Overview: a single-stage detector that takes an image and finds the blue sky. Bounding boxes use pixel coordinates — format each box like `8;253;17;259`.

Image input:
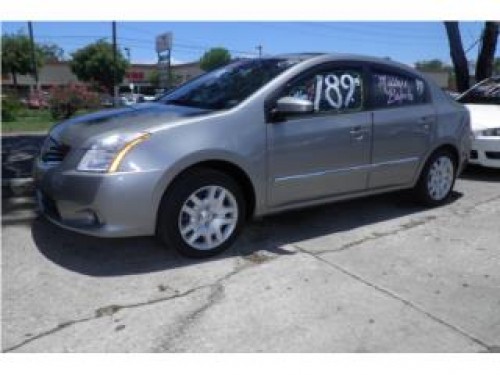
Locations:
2;21;495;66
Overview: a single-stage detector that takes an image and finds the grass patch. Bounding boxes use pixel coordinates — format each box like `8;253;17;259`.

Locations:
2;108;96;134
2;109;54;133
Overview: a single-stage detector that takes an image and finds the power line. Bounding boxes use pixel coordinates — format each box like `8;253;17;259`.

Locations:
36;34;110;39
35;33;257;56
255;22;446;46
28;21;39;87
302;22;445;40
118;23;208;45
465;37;482;54
117;36;257;55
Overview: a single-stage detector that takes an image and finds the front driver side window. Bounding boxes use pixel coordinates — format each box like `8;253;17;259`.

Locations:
282;67;364;114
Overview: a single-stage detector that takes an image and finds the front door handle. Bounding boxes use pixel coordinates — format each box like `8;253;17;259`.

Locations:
350;126;367;141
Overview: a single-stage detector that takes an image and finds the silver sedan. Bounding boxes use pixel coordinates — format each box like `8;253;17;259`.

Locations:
34;53;471;257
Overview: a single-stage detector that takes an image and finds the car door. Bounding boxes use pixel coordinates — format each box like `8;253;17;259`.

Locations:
368;66;435;188
266;63;372;207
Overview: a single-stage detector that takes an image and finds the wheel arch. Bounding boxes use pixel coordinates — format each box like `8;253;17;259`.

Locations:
156;158;257;224
430;143;460;167
414;142;461;186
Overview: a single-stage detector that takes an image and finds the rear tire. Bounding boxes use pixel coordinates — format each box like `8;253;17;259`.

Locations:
156;168;246;258
413;149;456;207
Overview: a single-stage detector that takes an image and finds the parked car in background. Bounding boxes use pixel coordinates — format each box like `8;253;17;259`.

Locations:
142;94;157;102
131;93;156;103
445;90;460;99
100;94;114;108
457;76;500;168
119;95;136;106
34;53;471;258
100;93;158;107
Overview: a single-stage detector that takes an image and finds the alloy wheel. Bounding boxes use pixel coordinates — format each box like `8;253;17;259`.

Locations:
178;185;239;251
427;156;454;201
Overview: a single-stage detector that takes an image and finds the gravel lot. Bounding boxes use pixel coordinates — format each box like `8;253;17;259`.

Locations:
2;166;500;352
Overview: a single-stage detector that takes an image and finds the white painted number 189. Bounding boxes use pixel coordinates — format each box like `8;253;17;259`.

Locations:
314;73;358;111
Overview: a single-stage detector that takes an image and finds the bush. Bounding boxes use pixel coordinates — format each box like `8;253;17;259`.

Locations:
49;84;100;120
2;96;21;122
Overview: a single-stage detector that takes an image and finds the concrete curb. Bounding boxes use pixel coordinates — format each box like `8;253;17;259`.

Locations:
2;177;35;197
2;131;48;137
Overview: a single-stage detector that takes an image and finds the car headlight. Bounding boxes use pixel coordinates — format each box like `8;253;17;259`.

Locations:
480;128;500;137
77;133;150;173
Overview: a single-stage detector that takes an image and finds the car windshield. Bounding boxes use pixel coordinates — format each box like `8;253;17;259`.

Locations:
457;77;500;105
158;58;299;110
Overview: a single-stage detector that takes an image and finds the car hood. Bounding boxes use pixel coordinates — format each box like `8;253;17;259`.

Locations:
465;104;500;132
49;102;212;147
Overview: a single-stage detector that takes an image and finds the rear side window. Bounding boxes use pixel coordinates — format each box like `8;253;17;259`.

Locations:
370;70;428;109
283;68;364;114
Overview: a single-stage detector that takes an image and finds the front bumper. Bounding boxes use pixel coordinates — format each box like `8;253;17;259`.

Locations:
469;136;500;169
34;158;164;237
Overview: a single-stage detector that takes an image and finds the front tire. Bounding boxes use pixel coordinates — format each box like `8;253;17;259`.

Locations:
413;150;456;207
156;168;246;258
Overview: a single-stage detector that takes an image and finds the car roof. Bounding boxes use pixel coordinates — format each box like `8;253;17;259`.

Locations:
272;52;327;60
263;52;420;75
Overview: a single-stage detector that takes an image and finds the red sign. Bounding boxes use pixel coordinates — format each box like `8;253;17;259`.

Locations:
126;71;145;81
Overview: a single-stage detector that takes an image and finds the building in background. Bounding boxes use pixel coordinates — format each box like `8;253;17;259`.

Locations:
1;61;203;95
418;71;450;89
3;60;452;96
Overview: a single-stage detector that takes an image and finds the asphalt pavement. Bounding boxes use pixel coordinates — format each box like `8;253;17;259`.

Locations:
1;165;500;352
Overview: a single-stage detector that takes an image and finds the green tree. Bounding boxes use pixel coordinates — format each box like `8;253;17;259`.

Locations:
1;32;44;88
39;43;64;62
494;58;500;75
148;70;160;87
148;69;183;89
415;59;447;71
70;39;129;94
199;47;231;72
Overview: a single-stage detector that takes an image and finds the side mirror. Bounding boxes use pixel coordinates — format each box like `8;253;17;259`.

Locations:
275;96;314;115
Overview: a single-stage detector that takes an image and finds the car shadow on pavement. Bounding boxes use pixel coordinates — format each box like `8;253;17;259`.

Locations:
459;165;500;182
30;190;462;277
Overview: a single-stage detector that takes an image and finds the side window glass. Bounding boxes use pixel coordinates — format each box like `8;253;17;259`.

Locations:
371;70;427;108
283;68;364;114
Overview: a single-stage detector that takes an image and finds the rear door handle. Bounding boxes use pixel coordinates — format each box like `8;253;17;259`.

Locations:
418;116;434;131
417;116;435;125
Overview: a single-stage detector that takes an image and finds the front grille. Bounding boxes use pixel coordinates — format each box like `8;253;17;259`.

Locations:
40;137;70;164
485;151;500;160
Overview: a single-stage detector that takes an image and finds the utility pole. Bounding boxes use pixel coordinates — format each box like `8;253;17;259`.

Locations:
27;21;39;90
167;48;171;89
124;47;134;94
112;21;119;106
124;47;131;63
256;44;263;58
156;32;173;90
